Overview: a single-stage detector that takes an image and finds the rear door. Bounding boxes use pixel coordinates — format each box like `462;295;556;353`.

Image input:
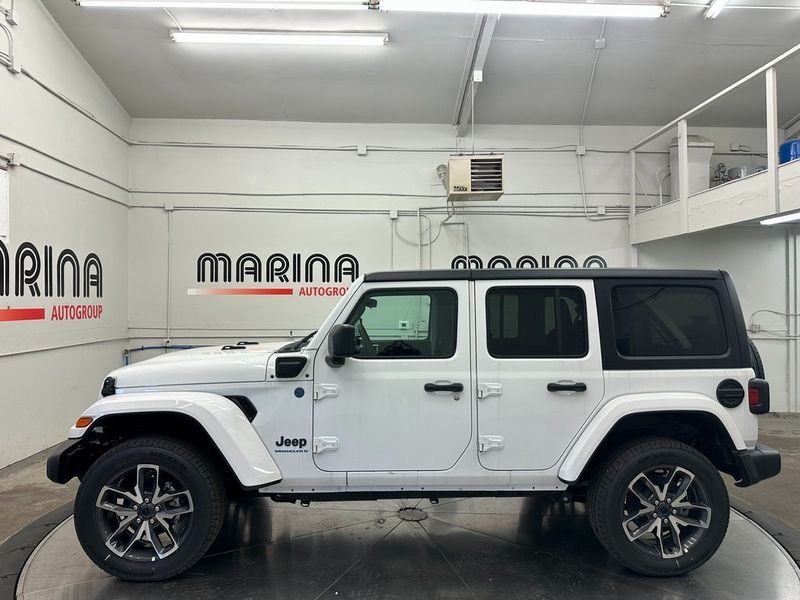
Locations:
474;279;605;470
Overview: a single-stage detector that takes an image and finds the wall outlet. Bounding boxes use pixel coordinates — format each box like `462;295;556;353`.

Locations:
398;320;409;330
596;206;606;216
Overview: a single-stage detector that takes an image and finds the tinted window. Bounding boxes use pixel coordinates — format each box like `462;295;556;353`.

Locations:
347;289;457;358
611;286;728;357
486;287;587;358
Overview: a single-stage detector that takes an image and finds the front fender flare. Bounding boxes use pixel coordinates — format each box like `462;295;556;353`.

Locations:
70;392;281;489
557;393;747;484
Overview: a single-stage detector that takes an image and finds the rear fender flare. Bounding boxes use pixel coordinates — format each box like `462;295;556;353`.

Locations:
558;393;747;484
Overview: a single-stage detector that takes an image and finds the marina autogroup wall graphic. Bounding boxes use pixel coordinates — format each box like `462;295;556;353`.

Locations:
130;210;628;335
0;240;103;323
190;251;361;298
451;253;608;269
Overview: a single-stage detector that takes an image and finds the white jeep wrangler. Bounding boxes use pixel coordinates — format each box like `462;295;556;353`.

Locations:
48;268;780;581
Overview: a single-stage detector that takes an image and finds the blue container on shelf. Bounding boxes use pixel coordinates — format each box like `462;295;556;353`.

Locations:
780;139;800;164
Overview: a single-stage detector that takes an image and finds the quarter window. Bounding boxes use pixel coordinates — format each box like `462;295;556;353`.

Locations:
346;289;457;358
611;286;728;357
486;287;588;358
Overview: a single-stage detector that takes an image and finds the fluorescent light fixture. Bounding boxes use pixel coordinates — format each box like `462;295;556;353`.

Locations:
761;212;800;226
704;0;729;19
170;29;388;45
379;0;666;18
77;0;369;10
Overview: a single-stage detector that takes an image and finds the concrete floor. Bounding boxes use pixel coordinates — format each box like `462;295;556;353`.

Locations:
0;448;77;544
1;413;798;545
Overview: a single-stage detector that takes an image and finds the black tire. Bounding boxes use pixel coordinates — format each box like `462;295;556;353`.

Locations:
74;437;226;581
749;338;765;379
587;438;729;577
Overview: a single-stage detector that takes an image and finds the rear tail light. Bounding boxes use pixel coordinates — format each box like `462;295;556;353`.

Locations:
748;379;770;415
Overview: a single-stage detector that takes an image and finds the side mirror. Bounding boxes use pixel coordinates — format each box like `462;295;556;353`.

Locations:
326;324;357;367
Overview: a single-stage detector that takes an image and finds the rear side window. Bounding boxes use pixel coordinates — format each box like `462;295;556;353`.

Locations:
611;286;728;357
486;287;587;358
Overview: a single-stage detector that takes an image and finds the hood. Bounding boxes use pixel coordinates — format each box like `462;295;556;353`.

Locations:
110;342;286;389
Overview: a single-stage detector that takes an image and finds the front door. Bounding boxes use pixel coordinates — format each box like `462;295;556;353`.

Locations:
312;281;472;472
475;280;605;470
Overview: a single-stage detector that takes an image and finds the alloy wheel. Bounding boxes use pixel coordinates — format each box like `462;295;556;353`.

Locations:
621;466;711;559
95;463;194;561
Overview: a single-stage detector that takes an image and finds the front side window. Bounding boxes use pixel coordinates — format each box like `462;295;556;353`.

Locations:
611;285;728;357
346;289;457;358
486;287;588;358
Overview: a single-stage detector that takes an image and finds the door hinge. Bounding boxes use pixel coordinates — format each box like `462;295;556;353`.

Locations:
479;435;504;452
313;436;339;454
313;384;339;401
477;383;503;400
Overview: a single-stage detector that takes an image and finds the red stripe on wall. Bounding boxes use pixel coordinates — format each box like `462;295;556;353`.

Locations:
0;308;46;322
187;288;294;296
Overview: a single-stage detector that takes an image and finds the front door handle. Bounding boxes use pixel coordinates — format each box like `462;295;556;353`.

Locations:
424;382;464;393
547;382;587;393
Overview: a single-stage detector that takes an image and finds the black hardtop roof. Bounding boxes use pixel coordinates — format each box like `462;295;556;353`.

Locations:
364;268;725;283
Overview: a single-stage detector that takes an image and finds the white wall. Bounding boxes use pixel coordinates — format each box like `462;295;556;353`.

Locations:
125;119;773;356
0;0;130;467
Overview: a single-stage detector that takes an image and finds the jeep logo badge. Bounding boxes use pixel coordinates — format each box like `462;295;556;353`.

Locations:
275;436;308;453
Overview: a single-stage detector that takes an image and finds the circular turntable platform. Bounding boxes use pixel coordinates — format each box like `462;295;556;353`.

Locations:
12;496;800;599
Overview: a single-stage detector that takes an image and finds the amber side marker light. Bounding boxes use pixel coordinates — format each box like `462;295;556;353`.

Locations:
75;417;93;428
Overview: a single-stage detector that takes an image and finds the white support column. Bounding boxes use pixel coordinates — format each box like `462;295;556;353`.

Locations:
766;67;781;214
792;231;799;412
677;119;690;233
628;150;638;265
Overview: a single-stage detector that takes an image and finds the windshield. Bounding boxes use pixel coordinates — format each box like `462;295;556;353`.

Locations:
276;331;317;353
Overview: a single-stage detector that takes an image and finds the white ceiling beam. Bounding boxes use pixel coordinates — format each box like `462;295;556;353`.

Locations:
453;14;498;137
451;16;483;127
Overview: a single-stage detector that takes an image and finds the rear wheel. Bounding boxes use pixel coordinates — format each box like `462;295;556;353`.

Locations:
74;437;225;581
588;438;729;576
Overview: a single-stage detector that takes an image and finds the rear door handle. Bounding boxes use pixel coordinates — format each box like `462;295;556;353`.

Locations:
424;382;464;393
547;382;587;393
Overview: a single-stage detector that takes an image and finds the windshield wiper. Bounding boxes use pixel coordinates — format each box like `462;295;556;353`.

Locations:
277;331;317;353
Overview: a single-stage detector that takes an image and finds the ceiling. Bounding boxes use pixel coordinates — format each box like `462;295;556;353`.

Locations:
42;0;800;127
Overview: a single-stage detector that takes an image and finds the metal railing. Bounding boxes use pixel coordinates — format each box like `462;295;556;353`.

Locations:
627;39;800;238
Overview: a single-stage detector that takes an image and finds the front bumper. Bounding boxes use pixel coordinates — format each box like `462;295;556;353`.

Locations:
46;438;85;484
733;443;781;487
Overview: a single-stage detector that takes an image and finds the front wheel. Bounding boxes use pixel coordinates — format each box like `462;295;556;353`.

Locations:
588;438;729;576
74;437;226;581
